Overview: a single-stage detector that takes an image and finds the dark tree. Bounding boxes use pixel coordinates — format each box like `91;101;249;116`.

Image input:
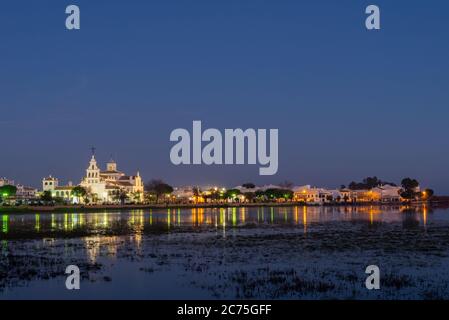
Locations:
401;178;419;191
363;176;381;189
400;178;420;200
264;188;293;200
40;191;53;203
242;183;256;189
111;190;129;205
192;186;201;197
400;189;416;200
348;177;396;190
225;189;241;199
71;186;87;199
118;190;129;205
0;185;17;198
255;190;266;201
243;192;256;203
348;181;359;190
145;179;174;203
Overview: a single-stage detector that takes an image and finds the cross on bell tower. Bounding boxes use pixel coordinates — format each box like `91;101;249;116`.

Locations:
86;147;100;185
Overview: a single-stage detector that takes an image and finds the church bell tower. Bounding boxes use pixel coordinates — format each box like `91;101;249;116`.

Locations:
85;147;100;185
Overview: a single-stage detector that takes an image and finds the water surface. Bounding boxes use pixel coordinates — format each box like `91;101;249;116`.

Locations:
1;205;448;299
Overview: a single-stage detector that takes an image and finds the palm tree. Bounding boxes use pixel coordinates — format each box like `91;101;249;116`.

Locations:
71;186;87;204
132;192;142;203
112;190;129;205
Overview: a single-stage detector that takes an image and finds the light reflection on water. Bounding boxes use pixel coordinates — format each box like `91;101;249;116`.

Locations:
0;205;446;237
1;205;449;299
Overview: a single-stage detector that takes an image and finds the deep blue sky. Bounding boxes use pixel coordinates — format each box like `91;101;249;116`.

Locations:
1;0;448;193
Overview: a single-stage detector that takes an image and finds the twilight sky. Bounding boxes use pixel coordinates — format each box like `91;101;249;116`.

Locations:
0;0;448;193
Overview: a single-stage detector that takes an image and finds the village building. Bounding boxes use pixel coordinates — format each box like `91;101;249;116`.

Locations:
372;185;403;202
0;177;37;202
0;177;15;187
293;185;334;204
42;176;77;203
293;184;404;204
15;185;38;200
172;186;196;203
345;185;403;203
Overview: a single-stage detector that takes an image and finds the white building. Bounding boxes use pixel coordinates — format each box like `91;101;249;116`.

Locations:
15;185;38;199
172;186;195;202
372;185;402;202
0;177;37;201
42;153;144;204
79;154;144;203
42;176;58;191
0;177;14;187
292;185;335;204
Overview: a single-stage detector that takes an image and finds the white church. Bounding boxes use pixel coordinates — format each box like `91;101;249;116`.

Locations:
42;153;144;204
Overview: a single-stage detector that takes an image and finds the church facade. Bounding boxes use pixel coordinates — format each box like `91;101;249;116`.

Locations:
42;154;144;204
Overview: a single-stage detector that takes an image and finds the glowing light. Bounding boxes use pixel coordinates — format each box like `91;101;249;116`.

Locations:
294;206;299;224
35;214;40;232
303;206;307;234
220;208;226;237
191;208;197;226
423;205;428;227
240;207;245;223
2;215;8;233
167;208;171;229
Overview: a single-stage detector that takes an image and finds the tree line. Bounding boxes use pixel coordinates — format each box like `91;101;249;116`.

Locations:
344;176;433;200
0;176;436;206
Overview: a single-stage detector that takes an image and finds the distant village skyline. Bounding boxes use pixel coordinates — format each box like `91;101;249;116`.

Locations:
0;150;437;197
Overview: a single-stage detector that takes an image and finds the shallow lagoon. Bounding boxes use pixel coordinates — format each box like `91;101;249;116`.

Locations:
1;205;449;299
